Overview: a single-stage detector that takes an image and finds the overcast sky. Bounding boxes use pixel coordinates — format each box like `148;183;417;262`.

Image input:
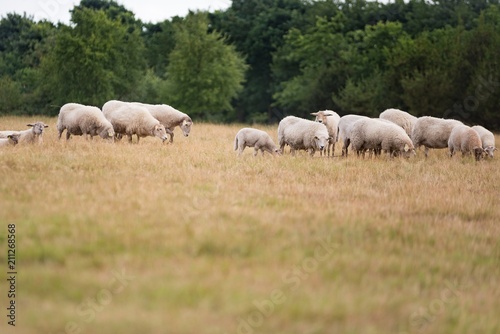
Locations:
0;0;232;24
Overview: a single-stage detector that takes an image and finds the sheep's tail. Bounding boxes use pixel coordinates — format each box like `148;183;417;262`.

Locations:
234;136;238;151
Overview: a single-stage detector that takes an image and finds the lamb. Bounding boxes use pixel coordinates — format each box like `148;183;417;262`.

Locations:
379;108;417;137
448;125;484;161
0;134;21;147
337;114;370;156
102;100;168;143
311;110;340;157
350;118;416;158
234;128;280;156
131;102;192;143
277;116;330;156
0;122;48;144
57;103;115;141
411;116;463;157
471;125;496;158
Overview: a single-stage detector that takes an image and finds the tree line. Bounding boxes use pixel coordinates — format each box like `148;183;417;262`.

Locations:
1;0;499;128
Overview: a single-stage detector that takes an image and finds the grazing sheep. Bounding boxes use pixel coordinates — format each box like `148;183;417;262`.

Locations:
350;118;416;158
338;114;370;156
131;102;192;143
234;128;280;156
471;125;496;158
0;134;21;147
412;116;463;157
0;122;48;144
278;116;330;157
311;110;340;157
57;103;115;141
102;100;168;143
448;125;484;161
379;108;417;137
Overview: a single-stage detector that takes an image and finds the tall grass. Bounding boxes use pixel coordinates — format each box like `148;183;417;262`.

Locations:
0;116;499;334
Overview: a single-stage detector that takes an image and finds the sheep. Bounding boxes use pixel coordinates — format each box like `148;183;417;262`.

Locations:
471;125;496;158
131;102;192;143
0;122;48;144
379;108;417;137
448;125;484;161
350;118;416;158
337;114;370;157
234;128;280;156
57;103;115;141
102;100;168;143
277;116;330;157
411;116;463;157
0;134;21;148
311;110;340;157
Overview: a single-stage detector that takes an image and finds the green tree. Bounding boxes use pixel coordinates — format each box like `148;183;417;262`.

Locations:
162;12;247;121
39;6;145;113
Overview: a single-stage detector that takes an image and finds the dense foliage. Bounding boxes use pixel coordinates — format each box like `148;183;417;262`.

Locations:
1;0;499;127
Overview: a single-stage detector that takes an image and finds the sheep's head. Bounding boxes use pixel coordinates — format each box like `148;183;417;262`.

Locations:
474;147;485;161
100;126;115;141
7;134;20;145
311;110;335;124
153;124;168;142
484;146;496;159
402;143;417;158
27;122;49;135
180;118;192;137
314;133;329;151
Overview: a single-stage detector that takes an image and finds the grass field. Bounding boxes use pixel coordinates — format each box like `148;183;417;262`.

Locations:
0;116;499;334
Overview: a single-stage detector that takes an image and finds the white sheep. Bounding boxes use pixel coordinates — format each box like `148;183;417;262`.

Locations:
311;110;340;157
131;102;192;143
0;122;48;144
448;125;484;161
471;125;496;159
0;134;21;147
350;118;416;158
234;128;280;156
337;114;370;156
411;116;463;157
102;100;168;143
278;116;330;156
57;103;115;141
379;108;417;137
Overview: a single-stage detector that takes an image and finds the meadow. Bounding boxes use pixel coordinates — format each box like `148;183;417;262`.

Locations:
0;116;499;334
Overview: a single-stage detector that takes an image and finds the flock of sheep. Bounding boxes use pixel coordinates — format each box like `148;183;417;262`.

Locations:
236;108;496;161
0;102;496;162
0;100;193;147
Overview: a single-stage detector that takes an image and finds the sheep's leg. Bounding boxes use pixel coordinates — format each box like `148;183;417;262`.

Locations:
58;130;63;140
136;134;141;143
424;146;429;158
66;131;71;141
253;147;259;157
127;134;133;143
169;130;174;144
449;147;454;158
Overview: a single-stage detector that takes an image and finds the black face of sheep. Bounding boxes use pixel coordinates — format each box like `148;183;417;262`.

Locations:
7;134;20;145
474;148;485;161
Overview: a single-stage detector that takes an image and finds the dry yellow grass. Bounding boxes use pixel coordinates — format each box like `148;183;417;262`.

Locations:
0;116;499;334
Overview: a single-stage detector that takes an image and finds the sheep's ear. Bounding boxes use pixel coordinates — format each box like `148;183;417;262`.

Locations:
44;124;49;128
7;135;12;139
404;144;409;152
495;147;498;151
27;123;34;127
310;112;318;116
